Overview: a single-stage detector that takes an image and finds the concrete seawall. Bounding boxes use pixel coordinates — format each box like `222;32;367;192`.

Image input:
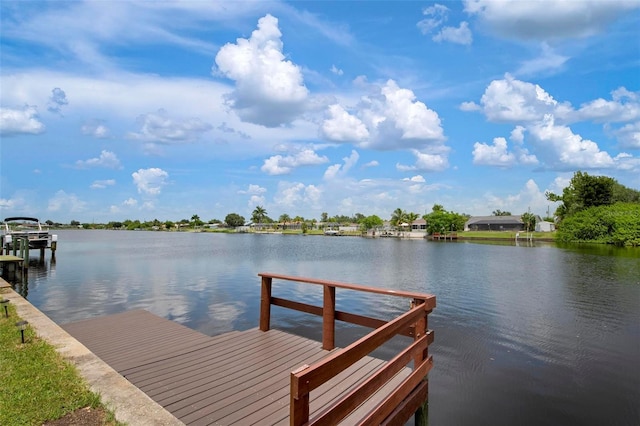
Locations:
0;278;184;426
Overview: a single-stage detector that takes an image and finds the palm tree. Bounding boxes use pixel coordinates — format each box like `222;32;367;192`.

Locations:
279;213;291;230
390;208;406;228
521;212;537;233
191;214;200;229
252;206;267;226
406;212;419;231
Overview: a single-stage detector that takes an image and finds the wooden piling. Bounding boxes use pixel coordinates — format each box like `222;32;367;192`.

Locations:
21;237;29;267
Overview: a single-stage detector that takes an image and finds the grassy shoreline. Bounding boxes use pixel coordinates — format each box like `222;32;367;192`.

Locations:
456;231;556;241
49;226;560;242
252;229;557;241
0;291;118;425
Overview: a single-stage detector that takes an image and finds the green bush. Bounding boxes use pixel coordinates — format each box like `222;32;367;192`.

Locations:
557;203;640;246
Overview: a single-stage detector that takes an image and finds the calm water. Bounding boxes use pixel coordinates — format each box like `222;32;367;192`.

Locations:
11;230;640;426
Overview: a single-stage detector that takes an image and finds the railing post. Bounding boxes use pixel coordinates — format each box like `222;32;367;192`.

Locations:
260;276;272;331
411;299;427;364
413;298;430;426
322;285;336;350
290;369;310;426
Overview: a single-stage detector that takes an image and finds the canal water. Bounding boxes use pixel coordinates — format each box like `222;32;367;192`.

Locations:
13;230;640;426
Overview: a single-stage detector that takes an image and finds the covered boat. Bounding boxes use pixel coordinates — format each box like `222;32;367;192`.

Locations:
2;217;52;249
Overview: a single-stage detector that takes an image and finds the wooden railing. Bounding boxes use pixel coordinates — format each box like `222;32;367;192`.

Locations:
258;272;436;426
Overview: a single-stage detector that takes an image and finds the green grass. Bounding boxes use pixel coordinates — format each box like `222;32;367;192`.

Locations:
458;231;556;240
0;296;119;425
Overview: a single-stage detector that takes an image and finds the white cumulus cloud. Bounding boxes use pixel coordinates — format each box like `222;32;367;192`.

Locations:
132;168;169;195
473;137;517;167
75;150;122;169
472;133;538;168
0;105;45;136
465;77;637;172
510;125;526;143
261;149;329;175
214;14;309;127
128;109;212;144
528;115;615;169
403;175;426;183
324;80;446;153
459;101;481;112
396;149;449;172
320;104;369;142
239;184;267;195
478;74;569;123
380;80;444;141
273;182;322;209
576;87;640;123
324;150;359;180
613;121;640;149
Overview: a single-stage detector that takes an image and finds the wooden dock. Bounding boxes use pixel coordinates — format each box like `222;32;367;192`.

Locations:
64;310;395;425
0;254;24;280
64;273;436;425
430;232;457;241
0;254;23;267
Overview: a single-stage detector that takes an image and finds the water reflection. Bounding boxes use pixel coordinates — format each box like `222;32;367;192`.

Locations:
3;254;56;298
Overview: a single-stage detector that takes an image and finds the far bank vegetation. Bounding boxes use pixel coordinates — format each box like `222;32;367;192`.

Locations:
546;171;640;246
48;171;639;246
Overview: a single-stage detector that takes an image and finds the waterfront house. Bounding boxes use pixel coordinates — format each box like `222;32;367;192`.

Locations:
465;215;525;231
411;218;427;231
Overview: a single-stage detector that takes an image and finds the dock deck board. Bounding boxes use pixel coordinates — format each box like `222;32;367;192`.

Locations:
63;309;409;425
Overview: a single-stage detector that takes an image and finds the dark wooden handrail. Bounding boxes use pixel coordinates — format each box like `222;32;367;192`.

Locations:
260;272;436;303
257;272;436;426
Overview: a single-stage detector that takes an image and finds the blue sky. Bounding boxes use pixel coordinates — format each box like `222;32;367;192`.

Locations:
1;1;639;223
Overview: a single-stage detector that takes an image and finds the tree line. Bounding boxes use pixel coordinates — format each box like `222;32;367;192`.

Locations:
54;170;639;245
53;203;536;235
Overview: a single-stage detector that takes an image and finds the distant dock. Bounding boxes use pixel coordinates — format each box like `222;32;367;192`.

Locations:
430;232;458;241
1;232;57;281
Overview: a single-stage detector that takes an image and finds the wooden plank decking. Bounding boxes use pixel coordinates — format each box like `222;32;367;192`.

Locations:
0;254;24;267
63;310;410;425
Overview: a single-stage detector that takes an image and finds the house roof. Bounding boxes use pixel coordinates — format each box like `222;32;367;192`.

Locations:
465;215;523;225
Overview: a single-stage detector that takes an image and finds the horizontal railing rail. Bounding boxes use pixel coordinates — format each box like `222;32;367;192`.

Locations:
257;272;436;426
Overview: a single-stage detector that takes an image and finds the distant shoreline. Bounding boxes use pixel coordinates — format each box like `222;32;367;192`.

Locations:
49;227;557;242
